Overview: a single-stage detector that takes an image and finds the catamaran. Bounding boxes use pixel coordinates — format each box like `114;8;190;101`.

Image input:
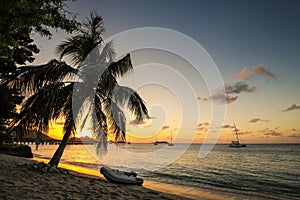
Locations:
229;124;246;148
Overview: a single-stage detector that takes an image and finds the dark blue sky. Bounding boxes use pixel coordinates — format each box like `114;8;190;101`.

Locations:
66;0;300;77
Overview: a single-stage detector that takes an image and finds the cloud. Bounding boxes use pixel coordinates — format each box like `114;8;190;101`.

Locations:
253;64;276;79
258;128;283;136
282;104;300;112
129;119;146;126
287;128;300;138
199;81;257;104
211;94;238;104
197;126;206;131
222;124;234;129
225;81;258;94
238;131;252;135
233;66;249;79
248;118;269;123
196;122;209;131
233;64;277;80
264;130;283;136
288;133;300;138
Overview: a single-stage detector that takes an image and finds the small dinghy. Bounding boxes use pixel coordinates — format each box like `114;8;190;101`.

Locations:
100;166;144;185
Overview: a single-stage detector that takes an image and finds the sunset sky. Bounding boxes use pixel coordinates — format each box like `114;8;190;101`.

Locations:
33;0;300;143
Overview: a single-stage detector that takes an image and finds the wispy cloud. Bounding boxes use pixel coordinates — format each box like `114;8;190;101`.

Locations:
253;64;277;79
222;124;234;129
225;81;258;94
237;130;252;135
248;118;269;123
210;94;238;104
233;66;249;79
288;133;300;138
289;129;300;138
264;131;283;136
196;122;209;131
258;128;283;137
129;119;146;126
282;104;300;112
198;81;257;104
197;122;209;127
233;64;277;80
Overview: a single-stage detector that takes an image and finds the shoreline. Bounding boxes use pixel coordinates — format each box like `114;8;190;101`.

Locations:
32;156;266;199
1;153;280;200
0;153;189;200
0;153;256;200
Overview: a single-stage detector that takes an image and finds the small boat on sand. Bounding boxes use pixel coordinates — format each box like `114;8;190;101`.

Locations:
100;166;143;185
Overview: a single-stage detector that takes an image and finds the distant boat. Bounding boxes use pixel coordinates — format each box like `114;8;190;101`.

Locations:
168;131;174;146
154;135;158;145
154;141;168;144
229;124;246;148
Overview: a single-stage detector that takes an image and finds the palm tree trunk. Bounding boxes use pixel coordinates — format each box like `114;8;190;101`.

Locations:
48;130;71;166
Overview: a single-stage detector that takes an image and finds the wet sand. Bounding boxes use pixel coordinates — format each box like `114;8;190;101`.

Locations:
0;153;264;199
0;153;189;200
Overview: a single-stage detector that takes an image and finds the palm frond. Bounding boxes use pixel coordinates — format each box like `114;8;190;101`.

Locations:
9;82;74;137
78;41;115;86
127;89;149;121
110;85;149;121
108;54;133;78
57;11;105;66
4;59;77;93
100;97;126;142
56;35;85;65
81;11;105;45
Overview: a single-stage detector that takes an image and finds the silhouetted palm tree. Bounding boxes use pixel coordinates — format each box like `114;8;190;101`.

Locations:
6;12;148;166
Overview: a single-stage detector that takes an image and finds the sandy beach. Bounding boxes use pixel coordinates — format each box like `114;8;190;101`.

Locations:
0;153;189;200
0;153;268;200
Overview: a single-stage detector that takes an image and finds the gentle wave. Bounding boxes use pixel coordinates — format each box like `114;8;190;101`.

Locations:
31;144;300;199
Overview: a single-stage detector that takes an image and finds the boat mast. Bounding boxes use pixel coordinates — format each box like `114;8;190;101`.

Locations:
234;123;240;142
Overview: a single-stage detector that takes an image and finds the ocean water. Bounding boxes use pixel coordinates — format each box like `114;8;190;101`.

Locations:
31;144;300;199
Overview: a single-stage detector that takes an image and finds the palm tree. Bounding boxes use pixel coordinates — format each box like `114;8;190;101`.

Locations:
6;12;148;166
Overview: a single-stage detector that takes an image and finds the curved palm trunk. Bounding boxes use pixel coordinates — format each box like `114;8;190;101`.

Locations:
48;130;71;166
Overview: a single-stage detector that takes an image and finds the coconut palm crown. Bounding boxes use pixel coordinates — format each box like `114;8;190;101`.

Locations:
6;12;148;166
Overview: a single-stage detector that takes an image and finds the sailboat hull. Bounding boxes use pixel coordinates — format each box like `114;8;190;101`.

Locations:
228;124;246;148
228;143;246;147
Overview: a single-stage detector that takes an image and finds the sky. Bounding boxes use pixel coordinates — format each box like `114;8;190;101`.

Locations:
33;0;300;143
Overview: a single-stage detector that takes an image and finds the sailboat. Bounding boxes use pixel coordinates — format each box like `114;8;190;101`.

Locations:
168;131;174;146
228;124;246;148
154;135;158;145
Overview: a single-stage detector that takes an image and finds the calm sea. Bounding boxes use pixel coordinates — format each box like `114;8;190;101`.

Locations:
31;144;300;199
